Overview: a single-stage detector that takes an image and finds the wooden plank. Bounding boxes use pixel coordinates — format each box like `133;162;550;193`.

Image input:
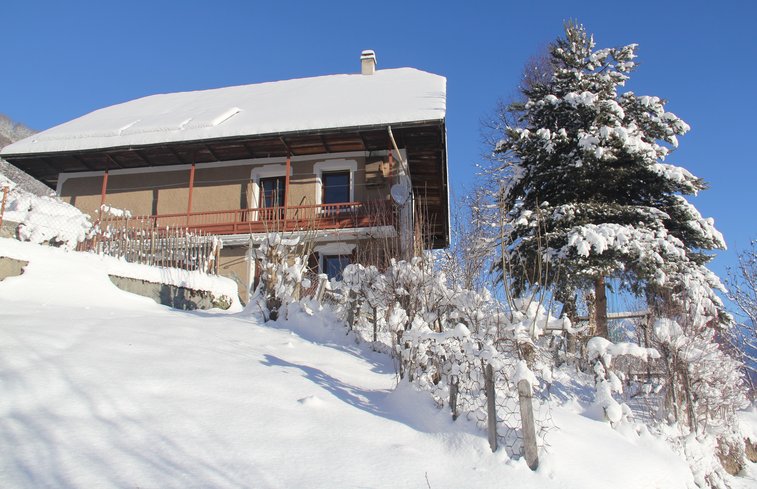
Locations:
518;379;539;471
485;363;497;453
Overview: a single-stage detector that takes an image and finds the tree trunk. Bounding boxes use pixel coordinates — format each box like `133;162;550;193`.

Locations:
594;276;608;338
560;293;578;357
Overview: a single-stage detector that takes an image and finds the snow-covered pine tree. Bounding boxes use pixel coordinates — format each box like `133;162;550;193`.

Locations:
494;23;749;440
495;22;728;337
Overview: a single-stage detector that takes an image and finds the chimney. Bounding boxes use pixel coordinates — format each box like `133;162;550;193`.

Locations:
361;50;377;75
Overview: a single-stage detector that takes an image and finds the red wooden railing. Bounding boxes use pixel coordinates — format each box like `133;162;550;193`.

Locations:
130;200;395;235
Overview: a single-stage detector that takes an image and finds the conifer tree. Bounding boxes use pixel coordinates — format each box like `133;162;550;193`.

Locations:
494;23;728;337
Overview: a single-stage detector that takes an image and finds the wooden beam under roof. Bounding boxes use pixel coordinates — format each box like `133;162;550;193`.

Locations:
35;157;62;178
319;135;332;153
70;154;96;171
40;156;66;174
132;150;153;166
204;144;221;161
242;142;257;159
167;145;188;165
356;131;368;150
278;136;293;156
105;154;125;170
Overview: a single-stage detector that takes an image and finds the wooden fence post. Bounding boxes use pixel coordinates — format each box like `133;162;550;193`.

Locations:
372;306;378;343
449;375;459;421
315;274;328;304
518;379;539;470
0;186;9;230
485;363;498;453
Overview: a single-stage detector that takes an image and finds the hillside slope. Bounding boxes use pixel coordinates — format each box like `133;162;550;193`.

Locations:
0;239;751;489
0;114;52;197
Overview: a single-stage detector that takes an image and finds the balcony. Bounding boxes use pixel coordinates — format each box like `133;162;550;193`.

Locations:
123;200;396;236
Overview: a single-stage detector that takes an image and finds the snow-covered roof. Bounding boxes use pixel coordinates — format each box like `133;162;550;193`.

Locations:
2;68;446;156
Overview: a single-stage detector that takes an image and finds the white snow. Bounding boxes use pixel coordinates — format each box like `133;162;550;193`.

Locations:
0;238;241;309
0;239;752;488
1;183;91;248
586;336;660;364
1;68;446;156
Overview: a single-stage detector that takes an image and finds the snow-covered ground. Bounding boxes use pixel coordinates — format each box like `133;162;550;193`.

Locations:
0;239;753;488
0;238;241;309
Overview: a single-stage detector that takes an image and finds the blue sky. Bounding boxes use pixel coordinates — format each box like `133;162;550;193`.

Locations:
4;0;756;280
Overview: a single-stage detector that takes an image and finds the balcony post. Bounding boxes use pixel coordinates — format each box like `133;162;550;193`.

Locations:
187;162;196;226
98;169;109;224
284;154;291;231
100;169;109;208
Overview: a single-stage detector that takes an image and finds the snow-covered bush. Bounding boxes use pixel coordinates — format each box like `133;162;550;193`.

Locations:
586;336;659;425
652;317;748;430
1;176;91;248
246;233;311;321
330;255;562;456
338;256;456;349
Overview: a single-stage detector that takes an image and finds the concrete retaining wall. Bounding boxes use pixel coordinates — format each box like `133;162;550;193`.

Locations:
108;275;233;310
0;256;28;281
0;220;18;239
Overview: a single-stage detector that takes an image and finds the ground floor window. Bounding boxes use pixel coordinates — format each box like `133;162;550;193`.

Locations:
321;254;351;281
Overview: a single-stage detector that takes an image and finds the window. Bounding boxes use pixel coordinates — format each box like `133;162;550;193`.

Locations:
321;171;351;205
322;254;351;281
259;176;285;208
259;176;285;220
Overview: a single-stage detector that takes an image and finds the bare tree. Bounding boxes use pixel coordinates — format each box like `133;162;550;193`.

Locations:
438;186;497;292
726;241;757;398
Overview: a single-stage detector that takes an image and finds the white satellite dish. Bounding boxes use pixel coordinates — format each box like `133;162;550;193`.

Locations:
390;177;411;206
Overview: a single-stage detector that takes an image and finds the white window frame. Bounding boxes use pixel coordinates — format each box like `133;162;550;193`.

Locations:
250;164;287;220
314;242;356;279
314;159;357;206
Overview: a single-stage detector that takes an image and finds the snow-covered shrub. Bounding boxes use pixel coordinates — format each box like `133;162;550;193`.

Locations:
341;263;389;342
246;233;311;321
338;256;456;349
1;178;91;249
586;336;659;425
330;255;563;456
647;315;750;487
652;317;748;431
394;297;560;457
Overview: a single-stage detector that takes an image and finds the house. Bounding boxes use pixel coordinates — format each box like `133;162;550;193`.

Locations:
0;51;449;299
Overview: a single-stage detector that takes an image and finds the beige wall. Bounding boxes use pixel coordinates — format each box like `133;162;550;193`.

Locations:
59;153;392;218
218;246;250;301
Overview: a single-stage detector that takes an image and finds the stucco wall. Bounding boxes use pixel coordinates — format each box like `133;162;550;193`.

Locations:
218;245;250;301
58;153;391;219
